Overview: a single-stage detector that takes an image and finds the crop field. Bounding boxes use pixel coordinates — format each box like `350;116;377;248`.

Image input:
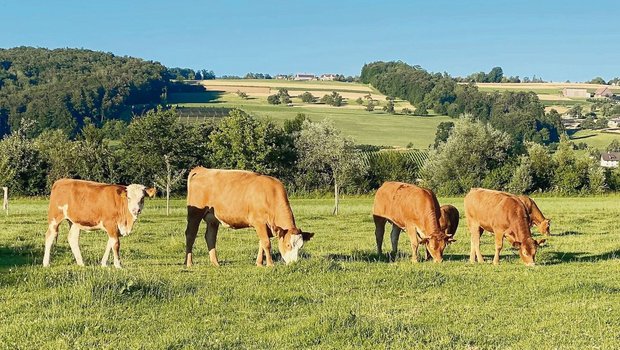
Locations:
1;196;619;349
168;79;620;149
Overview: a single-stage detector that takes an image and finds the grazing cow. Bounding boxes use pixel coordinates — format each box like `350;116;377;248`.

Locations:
373;182;453;263
184;167;313;267
464;188;545;266
517;195;551;236
426;204;459;260
43;179;156;268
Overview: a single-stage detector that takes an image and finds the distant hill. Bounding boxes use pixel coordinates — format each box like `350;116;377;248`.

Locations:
0;47;171;136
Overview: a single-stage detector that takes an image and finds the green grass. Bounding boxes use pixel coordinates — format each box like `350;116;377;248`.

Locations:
171;92;450;148
1;196;620;348
571;129;620;149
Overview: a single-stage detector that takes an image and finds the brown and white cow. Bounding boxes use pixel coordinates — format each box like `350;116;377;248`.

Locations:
184;167;313;267
517;195;551;236
42;179;156;268
464;188;546;266
373;181;453;263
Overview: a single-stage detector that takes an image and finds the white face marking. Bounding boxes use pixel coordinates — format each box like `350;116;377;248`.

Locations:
126;184;147;219
281;234;304;264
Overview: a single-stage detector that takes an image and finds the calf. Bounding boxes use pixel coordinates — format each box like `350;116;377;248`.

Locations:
373;182;452;263
517;195;551;236
184;167;313;267
464;188;545;266
43;179;156;268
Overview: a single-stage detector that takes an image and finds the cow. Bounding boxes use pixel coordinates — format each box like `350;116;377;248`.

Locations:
517;195;551;236
426;204;459;260
372;181;453;263
42;179;156;268
183;167;314;267
464;188;546;266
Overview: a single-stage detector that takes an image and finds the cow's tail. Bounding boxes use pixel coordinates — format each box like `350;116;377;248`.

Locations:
186;167;202;205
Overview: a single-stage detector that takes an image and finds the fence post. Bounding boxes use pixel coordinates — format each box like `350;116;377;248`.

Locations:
2;187;7;215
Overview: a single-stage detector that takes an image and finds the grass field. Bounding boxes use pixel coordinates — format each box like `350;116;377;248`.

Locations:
168;79;620;149
1;196;620;348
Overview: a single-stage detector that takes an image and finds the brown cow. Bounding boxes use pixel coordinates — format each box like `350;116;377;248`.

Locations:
184;167;313;267
373;182;452;263
517;195;551;236
464;188;546;266
43;179;156;268
426;204;459;260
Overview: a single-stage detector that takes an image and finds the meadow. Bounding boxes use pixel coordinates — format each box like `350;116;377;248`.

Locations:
169;79;620;150
1;196;619;349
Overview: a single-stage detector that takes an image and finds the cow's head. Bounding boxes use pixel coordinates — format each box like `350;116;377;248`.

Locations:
420;233;454;263
512;237;546;266
276;227;314;264
126;184;156;219
538;219;551;236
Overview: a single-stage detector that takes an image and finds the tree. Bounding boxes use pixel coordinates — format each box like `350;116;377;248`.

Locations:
355;97;364;105
421;117;513;195
414;102;428;116
321;91;343;107
507;156;533;193
383;100;395;114
154;154;186;215
295;120;367;215
209;109;295;179
267;94;280;105
300;91;315;103
236;90;249;99
365;100;376;111
433;121;454;148
606;139;620;152
588;77;607;85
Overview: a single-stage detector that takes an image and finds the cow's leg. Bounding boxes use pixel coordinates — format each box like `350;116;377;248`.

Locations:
468;222;484;263
390;224;402;260
373;215;387;255
406;226;420;262
184;206;206;267
205;217;220;267
43;217;62;267
493;232;504;265
102;224;122;268
256;242;264;266
255;224;273;267
67;224;85;266
111;237;121;269
101;237;115;267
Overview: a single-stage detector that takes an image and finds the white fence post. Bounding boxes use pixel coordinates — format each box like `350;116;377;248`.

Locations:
2;187;7;215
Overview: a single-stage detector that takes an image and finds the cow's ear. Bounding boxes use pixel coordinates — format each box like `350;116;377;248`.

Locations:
419;238;429;245
145;187;156;198
512;241;522;249
275;226;287;238
301;231;314;241
537;239;547;247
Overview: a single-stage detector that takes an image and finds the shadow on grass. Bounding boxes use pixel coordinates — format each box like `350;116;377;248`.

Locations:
0;245;42;270
554;230;584;236
543;249;620;265
167;90;225;104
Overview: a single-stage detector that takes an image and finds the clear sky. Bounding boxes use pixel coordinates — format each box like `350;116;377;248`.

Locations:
1;0;618;82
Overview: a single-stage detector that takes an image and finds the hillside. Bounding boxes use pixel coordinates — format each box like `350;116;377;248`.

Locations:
169;79;449;149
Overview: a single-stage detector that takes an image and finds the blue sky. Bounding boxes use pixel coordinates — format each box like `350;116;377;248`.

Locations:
1;0;618;82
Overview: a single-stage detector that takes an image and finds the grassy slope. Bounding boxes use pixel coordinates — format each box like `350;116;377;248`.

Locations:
170;90;449;149
1;196;619;349
170;79;620;150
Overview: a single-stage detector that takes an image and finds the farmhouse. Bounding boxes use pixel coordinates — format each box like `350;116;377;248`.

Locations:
562;88;590;98
600;152;620;168
594;86;614;99
294;73;316;81
320;74;337;81
608;117;620;128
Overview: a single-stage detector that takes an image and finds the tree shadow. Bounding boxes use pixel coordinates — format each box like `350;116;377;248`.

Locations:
543;249;620;265
167;90;225;104
0;245;42;270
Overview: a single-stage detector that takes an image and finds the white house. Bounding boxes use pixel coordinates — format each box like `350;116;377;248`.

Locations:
294;73;316;81
562;88;589;98
600;152;620;168
608;118;620;128
320;74;337;81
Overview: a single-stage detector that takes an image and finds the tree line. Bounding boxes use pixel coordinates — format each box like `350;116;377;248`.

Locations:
360;61;563;146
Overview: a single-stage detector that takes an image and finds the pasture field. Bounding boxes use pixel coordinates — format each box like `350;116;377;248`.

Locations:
1;196;620;349
170;91;449;149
